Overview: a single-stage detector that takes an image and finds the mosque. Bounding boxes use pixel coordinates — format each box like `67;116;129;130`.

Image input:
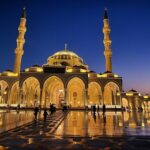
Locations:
0;8;149;110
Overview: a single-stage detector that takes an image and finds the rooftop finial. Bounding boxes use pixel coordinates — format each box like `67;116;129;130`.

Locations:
21;6;26;18
104;8;108;19
65;43;68;51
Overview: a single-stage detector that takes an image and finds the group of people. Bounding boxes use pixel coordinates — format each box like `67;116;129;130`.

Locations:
91;104;106;114
91;104;106;124
33;104;57;122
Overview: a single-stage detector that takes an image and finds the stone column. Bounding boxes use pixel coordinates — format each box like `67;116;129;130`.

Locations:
102;89;104;105
84;88;88;108
18;88;22;105
65;89;67;105
7;88;11;106
39;89;43;109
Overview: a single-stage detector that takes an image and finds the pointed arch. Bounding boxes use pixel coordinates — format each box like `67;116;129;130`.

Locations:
67;77;85;107
10;81;19;105
21;77;40;107
88;82;102;105
104;82;120;105
42;76;64;108
0;80;9;104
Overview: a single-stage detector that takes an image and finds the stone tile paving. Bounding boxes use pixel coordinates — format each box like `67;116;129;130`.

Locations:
0;111;68;148
0;136;150;150
0;111;150;150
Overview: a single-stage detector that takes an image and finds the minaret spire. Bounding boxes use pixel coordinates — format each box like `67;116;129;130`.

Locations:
103;8;112;72
64;43;68;51
13;7;27;74
21;6;26;18
104;8;108;19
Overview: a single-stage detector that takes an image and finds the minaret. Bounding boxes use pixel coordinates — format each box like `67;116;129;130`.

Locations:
13;7;27;74
103;8;112;72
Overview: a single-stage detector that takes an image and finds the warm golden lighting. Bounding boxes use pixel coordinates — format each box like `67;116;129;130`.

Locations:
141;122;145;127
36;68;43;72
97;74;101;77
88;74;91;78
25;68;29;72
144;96;149;99
126;93;133;96
147;120;150;124
2;71;18;77
3;91;7;95
117;93;120;96
25;67;43;72
0;120;2;126
80;69;87;73
66;68;73;73
28;138;33;144
129;123;136;128
97;74;107;78
119;122;123;127
114;74;119;78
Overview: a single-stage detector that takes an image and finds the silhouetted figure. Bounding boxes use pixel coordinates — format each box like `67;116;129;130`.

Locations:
115;105;117;111
62;105;67;112
17;104;20;111
43;109;48;121
138;107;143;112
93;112;97;122
103;104;106;114
93;105;96;113
103;113;106;125
122;106;125;111
50;104;56;113
34;107;38;120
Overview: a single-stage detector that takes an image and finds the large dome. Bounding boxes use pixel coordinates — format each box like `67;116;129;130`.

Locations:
46;49;88;69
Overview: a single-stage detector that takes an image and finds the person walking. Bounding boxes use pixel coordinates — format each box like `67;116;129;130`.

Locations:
34;107;38;121
103;104;106;114
93;105;96;113
43;109;48;122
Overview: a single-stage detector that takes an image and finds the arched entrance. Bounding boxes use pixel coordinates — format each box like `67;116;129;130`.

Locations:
88;82;102;105
104;82;120;105
22;77;40;107
0;80;9;104
10;81;19;105
43;76;64;108
67;77;85;108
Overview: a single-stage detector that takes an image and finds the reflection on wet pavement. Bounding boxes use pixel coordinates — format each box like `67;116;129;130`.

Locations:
0;110;150;149
55;111;150;137
0;110;37;133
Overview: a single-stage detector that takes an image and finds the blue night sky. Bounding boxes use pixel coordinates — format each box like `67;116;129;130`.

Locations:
0;0;150;94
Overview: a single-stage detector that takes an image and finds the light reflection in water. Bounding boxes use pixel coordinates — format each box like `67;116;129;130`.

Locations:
0;110;36;133
55;111;150;136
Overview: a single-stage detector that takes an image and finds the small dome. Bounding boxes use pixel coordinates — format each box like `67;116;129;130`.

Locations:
24;66;43;72
1;70;18;77
46;49;88;69
128;89;138;93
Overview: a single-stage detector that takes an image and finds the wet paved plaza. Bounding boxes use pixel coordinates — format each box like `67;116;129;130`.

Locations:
0;110;36;133
55;111;150;137
0;110;150;149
